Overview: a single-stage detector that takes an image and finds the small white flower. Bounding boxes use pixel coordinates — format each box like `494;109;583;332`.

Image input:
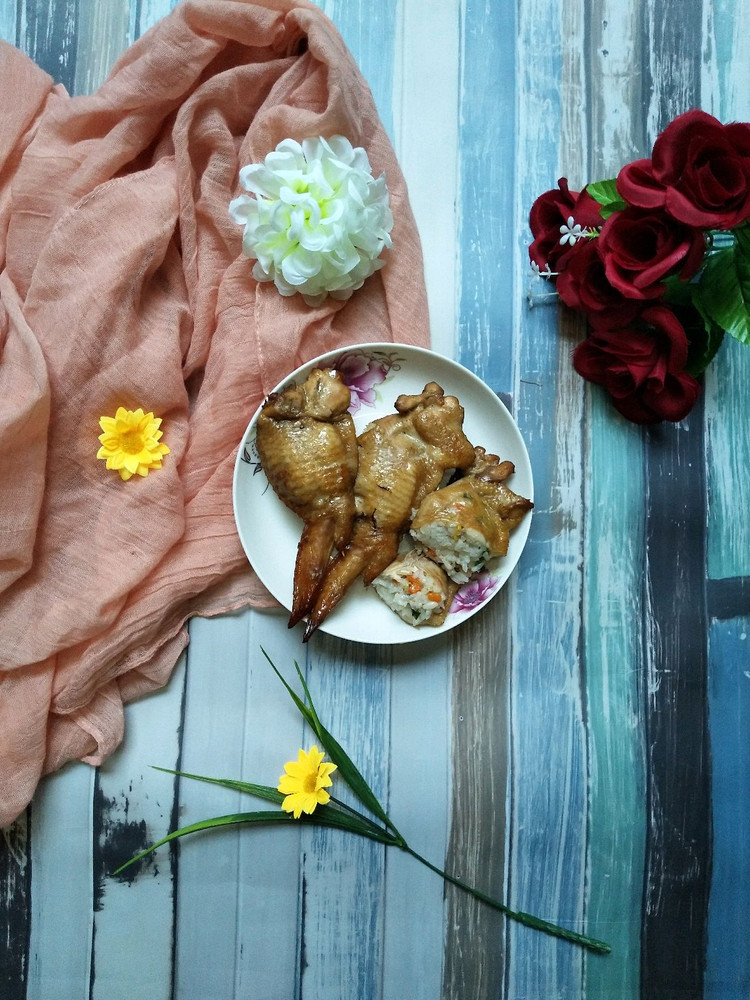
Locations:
530;260;557;278
229;136;394;306
559;216;585;246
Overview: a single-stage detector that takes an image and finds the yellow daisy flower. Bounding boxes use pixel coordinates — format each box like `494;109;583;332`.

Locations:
277;745;337;819
97;406;170;481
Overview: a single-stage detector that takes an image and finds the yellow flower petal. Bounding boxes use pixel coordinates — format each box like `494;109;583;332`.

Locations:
277;746;337;819
97;405;170;482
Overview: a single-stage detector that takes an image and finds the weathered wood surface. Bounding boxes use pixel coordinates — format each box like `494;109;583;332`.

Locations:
1;0;749;998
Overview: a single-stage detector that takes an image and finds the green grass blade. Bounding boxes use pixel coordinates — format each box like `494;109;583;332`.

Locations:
113;810;290;874
114;804;399;876
150;766;284;805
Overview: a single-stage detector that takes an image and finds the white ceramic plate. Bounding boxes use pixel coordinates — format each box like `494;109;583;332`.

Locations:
232;343;533;644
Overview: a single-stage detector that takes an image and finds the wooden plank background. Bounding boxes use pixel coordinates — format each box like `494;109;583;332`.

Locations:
1;0;749;998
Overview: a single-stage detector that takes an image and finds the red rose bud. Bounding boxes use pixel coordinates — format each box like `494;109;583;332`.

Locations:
555;238;642;329
572;305;701;423
597;206;705;299
617;109;750;228
529;177;603;272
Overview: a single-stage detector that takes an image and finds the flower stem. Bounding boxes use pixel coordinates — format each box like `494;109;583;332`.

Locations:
400;844;611;956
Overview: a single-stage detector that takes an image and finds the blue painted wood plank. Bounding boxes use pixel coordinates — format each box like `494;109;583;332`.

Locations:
456;0;517;394
510;0;589;993
705;616;750;1000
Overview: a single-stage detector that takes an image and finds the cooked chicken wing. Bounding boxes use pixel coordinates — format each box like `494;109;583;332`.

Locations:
303;381;476;639
255;368;358;627
410;446;533;582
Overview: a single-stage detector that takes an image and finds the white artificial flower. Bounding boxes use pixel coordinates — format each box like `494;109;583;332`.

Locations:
229;136;394;306
559;216;585;246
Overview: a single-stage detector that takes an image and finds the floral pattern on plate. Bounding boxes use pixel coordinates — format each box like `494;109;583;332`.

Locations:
450;572;501;613
330;349;404;412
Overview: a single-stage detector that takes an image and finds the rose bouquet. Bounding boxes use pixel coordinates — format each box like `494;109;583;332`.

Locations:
528;110;750;423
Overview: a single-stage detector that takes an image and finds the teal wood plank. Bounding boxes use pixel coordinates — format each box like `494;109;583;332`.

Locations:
89;654;187;1000
705;0;750;582
705;616;750;1000
0;1;18;46
26;764;96;999
581;3;649;996
706;338;750;581
583;399;646;999
136;0;177;37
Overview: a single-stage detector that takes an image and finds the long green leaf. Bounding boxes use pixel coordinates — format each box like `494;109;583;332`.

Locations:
261;649;399;837
151;766;284;805
114;805;400;876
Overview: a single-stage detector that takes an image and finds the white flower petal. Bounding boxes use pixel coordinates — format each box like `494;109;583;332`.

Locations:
230;135;394;304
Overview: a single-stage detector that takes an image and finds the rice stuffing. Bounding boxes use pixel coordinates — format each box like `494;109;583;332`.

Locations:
410;519;491;584
372;551;454;626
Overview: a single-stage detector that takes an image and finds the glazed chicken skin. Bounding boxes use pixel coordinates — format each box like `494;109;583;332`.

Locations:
410;446;534;583
255;368;358;627
303;381;476;639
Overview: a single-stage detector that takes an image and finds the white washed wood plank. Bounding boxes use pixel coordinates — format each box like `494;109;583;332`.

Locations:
296;639;390;1000
703;0;750;582
89;653;186;1000
392;0;460;360
74;0;132;94
381;641;450;1000
26;763;96;1000
174;610;303;1000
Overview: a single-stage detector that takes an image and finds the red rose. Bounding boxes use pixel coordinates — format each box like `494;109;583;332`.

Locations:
555;238;642;329
529;178;603;272
597;206;705;299
572;305;701;423
617;109;750;228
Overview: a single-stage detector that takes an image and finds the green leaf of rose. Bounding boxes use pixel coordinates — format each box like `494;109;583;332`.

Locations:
693;228;750;345
585;178;626;219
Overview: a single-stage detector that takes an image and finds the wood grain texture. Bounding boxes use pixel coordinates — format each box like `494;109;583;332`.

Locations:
705;616;750;1000
510;0;589;995
582;5;649;997
0;814;30;1000
640;5;712;996
89;653;186;1000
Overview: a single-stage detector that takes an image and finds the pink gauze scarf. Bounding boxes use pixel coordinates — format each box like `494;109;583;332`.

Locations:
0;0;429;827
